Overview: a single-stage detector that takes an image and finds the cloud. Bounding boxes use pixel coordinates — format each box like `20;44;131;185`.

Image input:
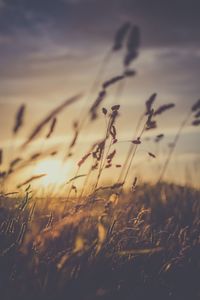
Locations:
0;0;199;112
0;0;200;47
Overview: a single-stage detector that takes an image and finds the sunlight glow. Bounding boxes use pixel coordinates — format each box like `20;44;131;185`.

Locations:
33;159;73;187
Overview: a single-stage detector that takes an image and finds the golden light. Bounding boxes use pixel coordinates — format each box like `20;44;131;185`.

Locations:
33;159;74;187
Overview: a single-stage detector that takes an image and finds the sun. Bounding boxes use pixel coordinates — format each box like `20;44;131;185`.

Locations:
33;159;73;187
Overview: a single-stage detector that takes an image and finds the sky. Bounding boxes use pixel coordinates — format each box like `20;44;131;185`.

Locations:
0;0;200;189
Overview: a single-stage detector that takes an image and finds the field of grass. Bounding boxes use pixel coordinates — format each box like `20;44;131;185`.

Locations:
0;183;200;300
0;23;200;300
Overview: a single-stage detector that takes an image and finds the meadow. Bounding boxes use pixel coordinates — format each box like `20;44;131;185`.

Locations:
0;23;200;300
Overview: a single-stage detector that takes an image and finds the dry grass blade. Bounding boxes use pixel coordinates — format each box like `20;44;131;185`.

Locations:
131;177;138;191
22;94;82;147
13;104;25;134
69;132;78;149
66;174;87;184
69;122;79;148
4;192;18;196
30;153;41;160
8;157;23;174
9;157;22;169
46;117;57;138
0;149;2;165
95;182;124;192
17;174;46;188
119;247;163;256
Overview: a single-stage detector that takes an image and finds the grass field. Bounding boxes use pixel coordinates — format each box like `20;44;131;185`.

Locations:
0;183;200;300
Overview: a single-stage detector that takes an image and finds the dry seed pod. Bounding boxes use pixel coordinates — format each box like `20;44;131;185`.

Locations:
148;152;156;158
154;103;175;116
124;25;140;66
107;149;116;163
90;90;107;120
124;50;138;66
78;152;91;167
112;22;131;51
192;119;200;126
102;75;124;90
145;93;157;115
127;25;140;52
124;69;136;77
102;107;107;115
132;138;141;145
111;105;120;111
23;94;81;147
191;99;200;112
155;134;164;143
194;111;200;118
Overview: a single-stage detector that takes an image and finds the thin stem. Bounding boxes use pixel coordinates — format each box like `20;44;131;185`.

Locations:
158;110;192;182
118;113;144;182
78;159;94;200
95;137;113;190
63;49;113;160
122;123;146;185
76;49;113;133
62;166;80;216
93;116;112;190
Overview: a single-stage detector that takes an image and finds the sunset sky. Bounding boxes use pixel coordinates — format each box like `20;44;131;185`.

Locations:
0;0;200;190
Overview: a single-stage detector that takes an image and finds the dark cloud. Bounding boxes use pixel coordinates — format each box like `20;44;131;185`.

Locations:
0;0;200;47
0;0;199;107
